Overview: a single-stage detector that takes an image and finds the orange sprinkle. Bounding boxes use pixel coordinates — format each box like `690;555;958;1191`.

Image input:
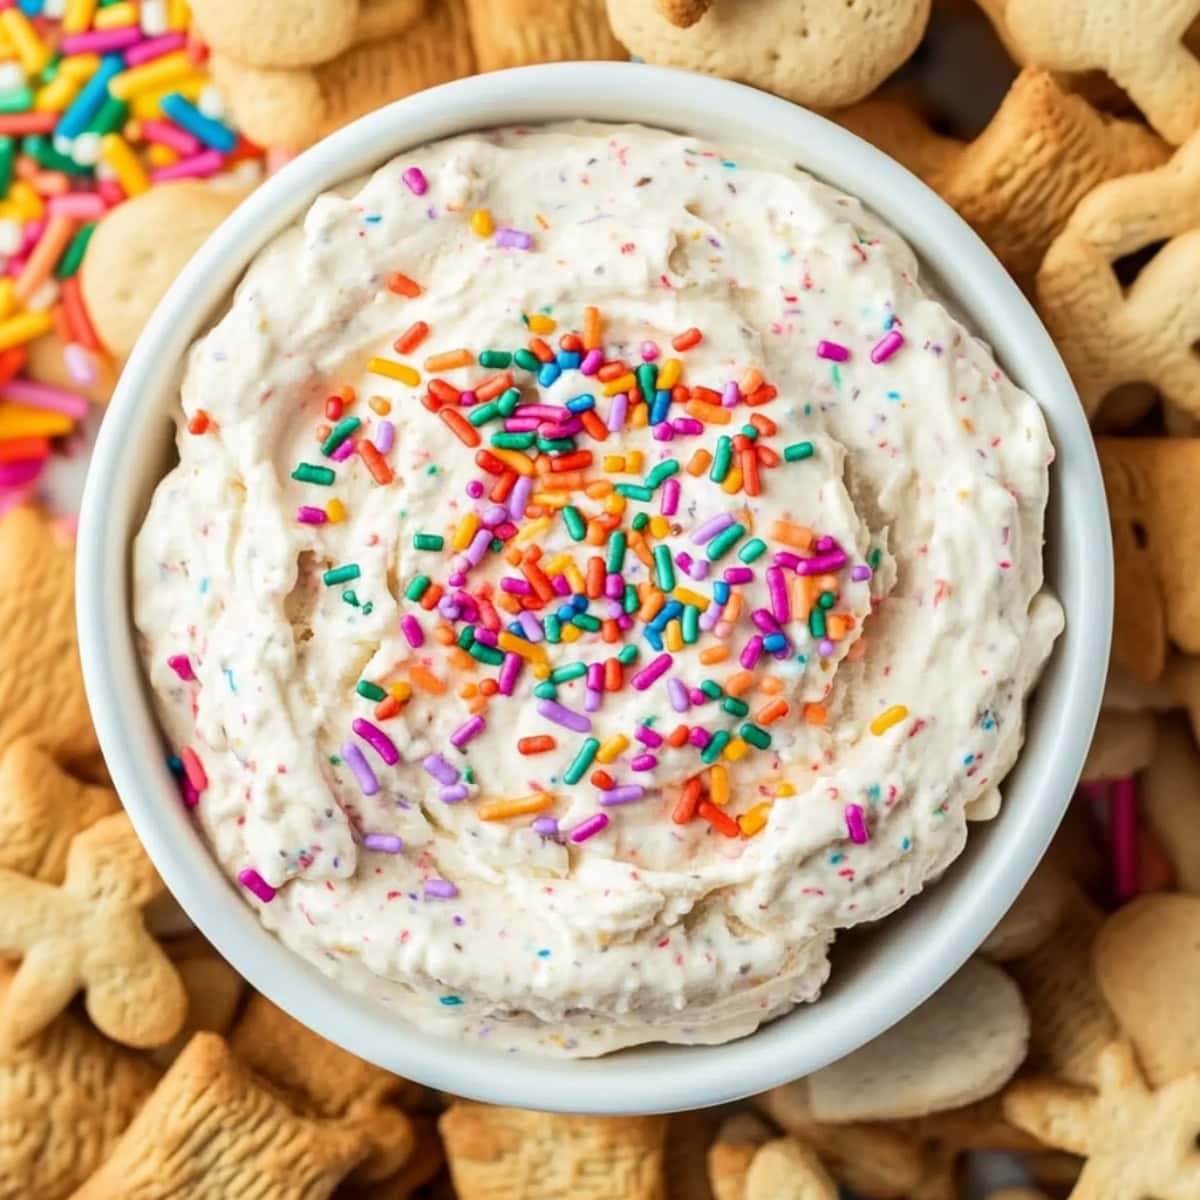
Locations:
686;449;712;476
746;384;778;406
583;305;601;350
698;644;729;665
478;793;553;821
826;614;850;640
601;617;620;643
639;590;666;622
50;303;70;343
559;332;583;352
518;735;556;755
439;407;480;447
756;443;780;468
723;592;744;623
770;520;813;549
672;327;703;351
759;675;784;695
424;348;473;371
749;413;777;436
386;272;421;297
459;682;478;699
60;275;99;350
579;409;608;441
358;440;394;485
628;531;654;569
428;378;460;405
604;658;622;691
394;321;429;354
315;423;331;442
698;800;739;837
433;623;455;646
725;670;755;697
685;399;731;425
756;699;789;725
419;583;444;611
552;450;593;472
491;471;518;502
187;410;209;435
630;404;648;429
584;479;613;499
479;678;499;696
527;336;555;363
591;769;615;789
467;695;488;715
740;447;761;496
667;724;691;748
586;555;605;598
847;637;868;661
596;360;628;382
673;776;703;824
803;703;827;726
408;665;446;694
374;696;401;721
740;367;764;394
475;372;512;402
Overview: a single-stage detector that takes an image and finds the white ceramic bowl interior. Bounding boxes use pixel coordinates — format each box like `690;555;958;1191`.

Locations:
77;63;1111;1114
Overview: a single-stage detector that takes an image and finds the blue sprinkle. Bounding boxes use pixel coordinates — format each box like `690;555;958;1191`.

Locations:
829;852;844;865
557;351;582;370
223;668;237;694
566;394;595;413
536;948;551;958
538;362;562;387
363;214;382;224
199;577;209;594
439;995;463;1006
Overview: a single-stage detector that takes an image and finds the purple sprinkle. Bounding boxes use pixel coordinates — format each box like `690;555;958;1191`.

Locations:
851;564;873;581
817;339;850;362
585;687;602;713
400;614;424;647
425;878;458;899
481;503;508;527
607;392;628;432
364;833;403;853
870;330;905;363
600;785;646;805
498;653;521;696
699;604;722;632
569;813;609;843
423;753;459;786
819;638;836;656
580;348;604;375
495;227;533;250
466;528;492;565
238;868;276;903
795;551;848;576
509;475;533;519
635;724;664;748
450;715;485;749
724;565;753;585
631;753;657;772
517;610;543;642
537;699;592;733
532;816;559;836
692;512;734;545
353;718;400;766
631;652;672;691
685;557;710;581
845;803;870;844
667;677;691;713
342;741;379;797
167;653;195;681
722;380;741;408
296;505;327;525
331;439;355;462
440;784;469;803
740;635;764;669
402;165;428;195
661;477;680;516
375;420;395;454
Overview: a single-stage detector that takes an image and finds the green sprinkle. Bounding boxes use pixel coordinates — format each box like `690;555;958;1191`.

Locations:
740;723;772;750
545;614;562;643
491;431;535;450
490;538;503;553
413;532;444;551
784;441;815;462
572;612;601;632
456;625;475;649
654;544;675;591
563;737;600;785
706;522;745;561
0;87;32;114
631;511;650;531
405;574;430;600
636;362;658;403
342;590;359;606
617;644;639;665
292;462;335;486
623;585;639;614
0;136;12;199
470;643;504;666
320;417;360;456
513;348;540;372
645;459;680;488
55;221;95;279
606;530;627;574
562;506;586;541
22;134;89;174
467;401;500;427
818;591;836;610
681;605;699;644
479;350;511;368
537;437;574;453
533;680;558;699
615;483;654;501
701;730;731;764
361;601;373;615
722;696;749;717
464;767;476;783
710;435;733;483
87;94;128;137
551;662;587;684
497;387;521;417
737;538;767;563
700;679;724;700
323;564;360;586
357;681;386;702
809;606;826;638
869;547;883;569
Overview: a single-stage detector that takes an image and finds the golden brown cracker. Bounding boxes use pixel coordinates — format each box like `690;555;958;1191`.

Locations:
231;994;419;1183
190;0;427;69
465;0;625;71
147;934;246;1068
979;859;1073;962
72;1033;373;1199
24;334;118;405
80;182;248;360
1142;713;1200;893
742;1139;838;1200
1004;1040;1200;1200
0;506;98;769
605;0;931;111
210;0;477;151
0;737;119;883
665;1110;718;1200
1097;438;1200;683
659;0;712;26
708;1113;772;1200
0;811;186;1049
439;1103;668;1200
1081;709;1158;781
837;69;1168;283
0;962;160;1200
338;1115;446;1198
1038;135;1200;420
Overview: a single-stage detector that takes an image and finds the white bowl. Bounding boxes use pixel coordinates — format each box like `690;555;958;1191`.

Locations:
77;63;1111;1114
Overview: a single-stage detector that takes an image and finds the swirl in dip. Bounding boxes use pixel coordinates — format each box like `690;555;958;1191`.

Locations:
135;122;1063;1056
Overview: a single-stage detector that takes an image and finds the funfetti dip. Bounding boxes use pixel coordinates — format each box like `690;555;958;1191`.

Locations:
134;122;1064;1056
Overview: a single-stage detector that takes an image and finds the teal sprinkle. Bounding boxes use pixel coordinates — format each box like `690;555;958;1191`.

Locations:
563;738;599;785
831;364;842;388
490;538;503;553
653;544;675;591
818;591;836;610
701;730;731;764
537;437;575;453
533;681;558;699
357;681;387;702
900;837;912;851
869;547;883;569
342;590;359;606
320;417;361;456
606;530;627;574
464;767;475;783
710;435;733;482
645;459;679;487
809;607;826;638
681;605;699;644
572;612;601;632
323;564;360;586
740;722;771;750
740;424;759;440
469;643;504;665
405;574;430;600
456;625;475;649
439;996;463;1006
545;614;562;643
562;505;586;541
784;441;814;463
722;696;749;718
362;602;373;615
615;484;653;501
413;532;444;551
491;431;535;450
536;948;551;958
699;679;723;700
467;401;501;427
737;538;767;563
425;464;438;476
617;644;639;665
550;663;587;684
479;349;511;368
497;387;521;417
623;584;639;614
513;348;540;372
706;522;745;561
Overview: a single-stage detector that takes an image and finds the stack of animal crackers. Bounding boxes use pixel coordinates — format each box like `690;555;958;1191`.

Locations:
8;1;1200;1197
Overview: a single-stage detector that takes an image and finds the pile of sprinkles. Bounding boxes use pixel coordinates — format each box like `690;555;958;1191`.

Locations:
0;0;258;508
172;164;922;905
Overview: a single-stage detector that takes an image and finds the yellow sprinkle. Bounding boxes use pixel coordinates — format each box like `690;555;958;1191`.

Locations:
62;0;98;34
526;313;556;334
490;447;534;476
94;0;138;27
596;734;629;765
564;563;586;593
34;75;83;113
560;623;582;643
710;765;730;806
0;280;14;322
470;208;494;237
672;587;709;611
532;663;550;680
478;793;554;821
451;512;480;552
389;681;412;703
8;181;42;222
498;632;548;663
57;52;100;79
721;464;743;495
167;0;191;28
367;357;419;386
324;498;347;524
603;493;626;516
870;705;909;736
0;9;49;75
368;395;391;416
648;515;670;540
738;802;772;837
101;133;150;196
108;51;194;100
602;455;626;472
630;404;648;429
542;552;571;574
723;738;749;762
0;310;52;353
531;491;569;508
516;517;551;545
626;450;644;473
775;781;796;798
0;402;72;439
664;619;683;653
145;143;178;168
602;372;637;397
657;358;682;389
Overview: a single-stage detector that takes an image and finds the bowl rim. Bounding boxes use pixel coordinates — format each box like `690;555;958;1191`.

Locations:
76;61;1111;1114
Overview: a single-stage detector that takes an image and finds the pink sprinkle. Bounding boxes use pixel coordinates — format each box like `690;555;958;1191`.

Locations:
238;868;276;902
400;614;424;647
402;166;428;195
149;149;225;183
1111;776;1139;901
296;505;326;525
817;340;850;362
569;813;609;843
181;777;199;809
124;31;188;65
641;341;660;361
3;378;88;419
167;654;195;682
140;116;201;156
845;803;869;844
580;349;604;376
61;26;141;53
0;459;44;487
870;330;905;363
331;438;355;462
179;747;207;793
631;753;657;772
353;718;400;766
48;193;107;219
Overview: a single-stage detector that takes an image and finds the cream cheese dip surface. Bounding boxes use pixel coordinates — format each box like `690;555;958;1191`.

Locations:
134;122;1063;1055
